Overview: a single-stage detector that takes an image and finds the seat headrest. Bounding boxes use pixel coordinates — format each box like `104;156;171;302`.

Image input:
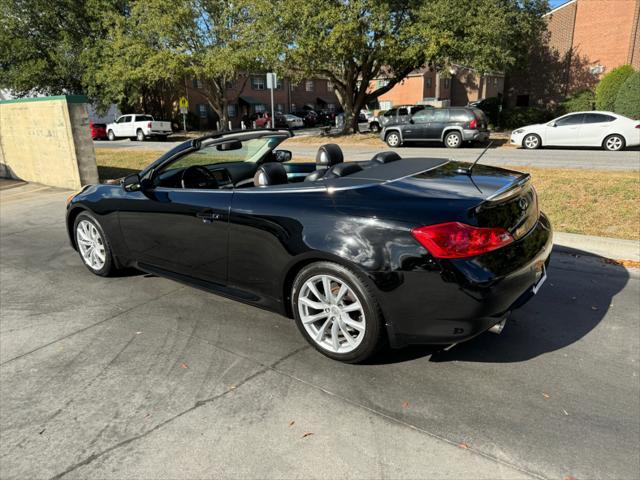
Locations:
254;162;288;187
316;144;343;167
372;151;401;164
325;162;363;179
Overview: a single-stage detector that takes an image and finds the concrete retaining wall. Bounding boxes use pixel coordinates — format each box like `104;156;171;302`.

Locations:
0;96;99;189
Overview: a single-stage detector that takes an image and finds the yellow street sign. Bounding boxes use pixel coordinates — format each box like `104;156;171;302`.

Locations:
179;96;189;109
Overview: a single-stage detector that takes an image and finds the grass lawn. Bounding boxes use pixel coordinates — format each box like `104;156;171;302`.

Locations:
95;148;639;241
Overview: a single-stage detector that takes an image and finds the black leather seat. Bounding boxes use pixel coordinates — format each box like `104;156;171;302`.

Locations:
253;162;288;187
305;144;344;182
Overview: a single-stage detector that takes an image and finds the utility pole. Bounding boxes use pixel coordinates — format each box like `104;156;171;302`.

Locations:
267;73;276;128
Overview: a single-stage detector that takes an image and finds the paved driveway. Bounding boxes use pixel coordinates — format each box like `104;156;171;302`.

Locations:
1;183;639;479
95;138;640;171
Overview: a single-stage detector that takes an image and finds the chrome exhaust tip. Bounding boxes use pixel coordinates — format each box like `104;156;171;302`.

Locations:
488;319;507;335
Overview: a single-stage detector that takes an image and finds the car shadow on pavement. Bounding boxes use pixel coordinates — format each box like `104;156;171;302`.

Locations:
369;248;630;365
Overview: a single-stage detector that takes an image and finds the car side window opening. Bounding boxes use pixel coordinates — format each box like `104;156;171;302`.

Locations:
383;109;396;117
153;136;285;189
584;113;615;123
432;109;449;122
555;114;585;126
398;107;409;116
412;109;434;123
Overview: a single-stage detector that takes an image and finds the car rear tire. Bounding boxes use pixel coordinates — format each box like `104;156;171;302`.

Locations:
603;134;625;151
522;133;541;149
136;129;145;142
74;212;116;277
108;130;116;141
444;131;462;148
385;131;401;148
370;122;380;133
292;262;384;363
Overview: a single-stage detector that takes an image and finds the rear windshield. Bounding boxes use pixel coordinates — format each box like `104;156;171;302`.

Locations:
472;108;488;121
137;115;153;122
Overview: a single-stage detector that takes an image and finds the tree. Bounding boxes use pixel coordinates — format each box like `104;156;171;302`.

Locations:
83;0;263;129
595;65;634;111
614;71;640;119
560;89;595;113
257;0;547;133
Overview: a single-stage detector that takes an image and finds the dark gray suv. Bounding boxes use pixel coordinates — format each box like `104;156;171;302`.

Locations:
381;107;489;148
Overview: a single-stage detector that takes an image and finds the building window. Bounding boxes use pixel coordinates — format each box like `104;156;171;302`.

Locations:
276;103;284;112
197;104;208;118
305;80;314;92
290;103;296;111
493;77;499;86
425;78;432;88
252;76;265;90
379;100;392;110
327;80;334;91
444;78;450;89
254;104;266;113
376;79;389;89
327;103;336;112
228;104;237;118
276;79;283;90
192;78;204;89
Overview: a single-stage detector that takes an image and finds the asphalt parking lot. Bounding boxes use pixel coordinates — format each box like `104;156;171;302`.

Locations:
1;181;639;479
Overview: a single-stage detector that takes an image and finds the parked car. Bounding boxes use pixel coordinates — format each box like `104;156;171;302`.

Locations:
282;114;304;129
382;107;489;148
292;110;317;127
510;111;640;151
107;114;172;141
66;129;551;363
369;105;431;132
90;121;107;140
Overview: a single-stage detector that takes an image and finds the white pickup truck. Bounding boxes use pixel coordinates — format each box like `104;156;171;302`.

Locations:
106;114;172;141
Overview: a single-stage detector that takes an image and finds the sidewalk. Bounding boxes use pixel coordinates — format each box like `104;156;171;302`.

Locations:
554;232;640;262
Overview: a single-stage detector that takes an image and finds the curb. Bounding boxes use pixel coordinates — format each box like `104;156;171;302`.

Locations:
553;232;640;262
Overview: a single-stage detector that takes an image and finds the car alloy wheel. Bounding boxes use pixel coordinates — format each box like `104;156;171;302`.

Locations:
604;135;624;151
108;130;115;141
76;219;106;271
136;129;145;142
444;131;462;148
523;134;541;149
297;274;366;354
386;132;400;147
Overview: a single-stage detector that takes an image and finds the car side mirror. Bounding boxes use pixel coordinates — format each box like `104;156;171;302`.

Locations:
122;173;142;192
274;150;292;163
409;119;415;124
548;121;557;127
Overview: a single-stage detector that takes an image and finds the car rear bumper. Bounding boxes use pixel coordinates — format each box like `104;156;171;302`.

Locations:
378;213;553;348
461;129;489;142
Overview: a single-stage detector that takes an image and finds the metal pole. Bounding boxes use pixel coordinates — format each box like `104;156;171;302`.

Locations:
270;76;275;128
183;113;186;132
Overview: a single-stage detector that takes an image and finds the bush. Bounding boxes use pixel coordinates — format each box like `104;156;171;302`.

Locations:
595;65;635;111
500;107;554;130
614;71;640;119
559;90;595;113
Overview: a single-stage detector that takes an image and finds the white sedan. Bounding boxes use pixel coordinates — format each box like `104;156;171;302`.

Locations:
282;114;304;129
510;111;640;151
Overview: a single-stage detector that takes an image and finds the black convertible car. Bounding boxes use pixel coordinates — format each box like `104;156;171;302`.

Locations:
66;129;552;362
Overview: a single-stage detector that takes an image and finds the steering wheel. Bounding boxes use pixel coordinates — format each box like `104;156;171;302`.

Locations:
181;165;219;190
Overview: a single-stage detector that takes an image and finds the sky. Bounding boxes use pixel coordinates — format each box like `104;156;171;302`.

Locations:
548;0;571;8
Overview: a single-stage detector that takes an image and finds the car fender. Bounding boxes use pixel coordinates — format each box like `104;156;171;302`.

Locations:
384;127;403;142
440;126;463;141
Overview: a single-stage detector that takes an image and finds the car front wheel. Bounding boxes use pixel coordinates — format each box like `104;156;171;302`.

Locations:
74;212;116;277
444;131;462;148
603;134;625;151
385;131;401;147
522;133;541;149
292;262;383;363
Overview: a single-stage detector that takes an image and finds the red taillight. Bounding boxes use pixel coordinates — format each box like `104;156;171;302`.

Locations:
148;121;152;128
469;118;477;129
635;124;640;129
411;222;514;259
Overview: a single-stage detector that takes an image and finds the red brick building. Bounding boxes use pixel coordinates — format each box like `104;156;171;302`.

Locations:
186;75;339;129
368;67;504;110
506;0;640;107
